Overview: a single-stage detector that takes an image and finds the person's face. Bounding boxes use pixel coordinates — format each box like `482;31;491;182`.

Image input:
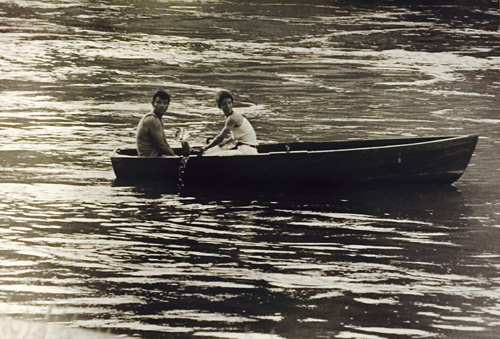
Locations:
220;97;233;116
153;97;169;116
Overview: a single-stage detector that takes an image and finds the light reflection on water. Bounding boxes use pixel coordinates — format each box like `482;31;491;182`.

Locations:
1;0;500;338
1;182;500;337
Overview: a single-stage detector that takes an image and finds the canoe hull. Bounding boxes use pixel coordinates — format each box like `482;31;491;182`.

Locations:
111;135;478;187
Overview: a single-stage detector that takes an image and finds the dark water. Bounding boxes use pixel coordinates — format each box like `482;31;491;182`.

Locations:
1;1;500;338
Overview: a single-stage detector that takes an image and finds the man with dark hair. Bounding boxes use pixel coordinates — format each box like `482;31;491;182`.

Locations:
136;90;187;157
201;90;258;155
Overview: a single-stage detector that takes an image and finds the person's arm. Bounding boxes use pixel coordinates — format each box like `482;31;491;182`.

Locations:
146;117;176;156
219;135;234;146
202;116;238;152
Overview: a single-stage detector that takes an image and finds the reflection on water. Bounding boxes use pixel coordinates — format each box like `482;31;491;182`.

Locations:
2;182;500;338
1;0;500;338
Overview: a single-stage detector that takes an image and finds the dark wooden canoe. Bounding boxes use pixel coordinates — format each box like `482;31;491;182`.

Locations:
110;135;478;187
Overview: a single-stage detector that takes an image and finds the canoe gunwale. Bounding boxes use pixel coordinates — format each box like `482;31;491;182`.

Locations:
110;135;478;159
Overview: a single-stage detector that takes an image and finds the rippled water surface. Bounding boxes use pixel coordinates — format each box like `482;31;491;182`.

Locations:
1;1;500;338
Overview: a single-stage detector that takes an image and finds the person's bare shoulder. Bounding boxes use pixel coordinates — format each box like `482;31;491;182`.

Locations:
228;112;243;125
143;115;160;128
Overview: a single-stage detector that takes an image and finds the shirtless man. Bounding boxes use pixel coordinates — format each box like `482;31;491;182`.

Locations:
136;90;188;157
201;90;258;155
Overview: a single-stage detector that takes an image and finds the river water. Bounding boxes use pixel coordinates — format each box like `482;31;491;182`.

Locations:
1;1;500;338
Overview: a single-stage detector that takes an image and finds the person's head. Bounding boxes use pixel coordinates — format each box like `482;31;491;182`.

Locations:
152;90;170;105
215;90;234;116
152;90;170;116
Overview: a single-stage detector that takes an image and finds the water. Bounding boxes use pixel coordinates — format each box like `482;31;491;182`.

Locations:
1;1;500;338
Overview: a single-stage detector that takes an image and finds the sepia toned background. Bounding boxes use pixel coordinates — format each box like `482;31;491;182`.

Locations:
1;1;500;338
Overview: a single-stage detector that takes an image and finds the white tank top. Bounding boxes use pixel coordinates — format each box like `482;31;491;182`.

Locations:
232;117;257;146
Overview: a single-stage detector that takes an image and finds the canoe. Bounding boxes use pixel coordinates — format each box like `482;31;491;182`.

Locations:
110;135;478;188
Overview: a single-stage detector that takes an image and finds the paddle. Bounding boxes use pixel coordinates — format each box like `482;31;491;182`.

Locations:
174;128;203;156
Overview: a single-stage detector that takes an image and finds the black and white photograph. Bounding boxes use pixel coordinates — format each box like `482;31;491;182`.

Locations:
1;1;499;338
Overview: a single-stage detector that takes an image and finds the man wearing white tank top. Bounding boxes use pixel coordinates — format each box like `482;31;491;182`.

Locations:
201;90;258;156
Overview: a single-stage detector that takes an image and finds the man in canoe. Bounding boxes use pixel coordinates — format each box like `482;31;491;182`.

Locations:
136;89;189;157
201;90;258;155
